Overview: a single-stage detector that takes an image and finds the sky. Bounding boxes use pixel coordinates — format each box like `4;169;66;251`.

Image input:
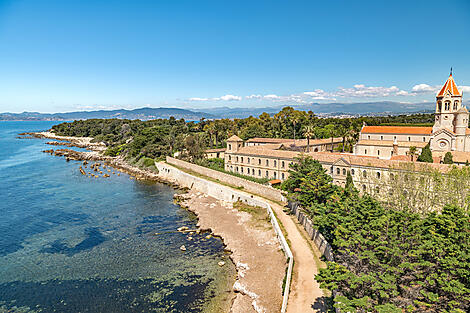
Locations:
0;0;470;113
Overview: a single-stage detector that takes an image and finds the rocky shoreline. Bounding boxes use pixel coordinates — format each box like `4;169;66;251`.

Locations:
28;130;285;313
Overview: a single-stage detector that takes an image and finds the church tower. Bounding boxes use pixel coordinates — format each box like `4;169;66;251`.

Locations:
433;70;465;133
431;70;468;152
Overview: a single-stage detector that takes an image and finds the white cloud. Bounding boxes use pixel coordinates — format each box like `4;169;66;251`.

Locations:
246;94;262;99
335;84;405;98
188;94;241;101
263;94;281;100
460;86;470;93
218;94;241;101
411;84;440;93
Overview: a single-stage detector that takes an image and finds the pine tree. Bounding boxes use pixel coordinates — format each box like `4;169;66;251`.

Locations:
345;170;355;192
443;151;453;164
417;143;433;163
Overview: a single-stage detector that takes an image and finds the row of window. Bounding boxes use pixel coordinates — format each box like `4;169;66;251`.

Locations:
437;100;459;112
230;165;286;180
332;166;385;180
366;135;426;142
228;155;288;168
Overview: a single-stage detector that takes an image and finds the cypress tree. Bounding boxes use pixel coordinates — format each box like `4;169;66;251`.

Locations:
444;151;454;164
417;143;433;163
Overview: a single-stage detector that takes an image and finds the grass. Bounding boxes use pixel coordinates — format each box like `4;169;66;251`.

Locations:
233;201;271;229
195;158;270;184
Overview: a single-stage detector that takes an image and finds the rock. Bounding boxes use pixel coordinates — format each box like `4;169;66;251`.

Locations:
218;261;225;267
187;237;193;241
205;234;212;239
196;229;201;234
177;226;189;232
180;245;186;251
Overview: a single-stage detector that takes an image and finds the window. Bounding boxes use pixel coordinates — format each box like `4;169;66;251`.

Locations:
240;167;243;174
236;167;238;172
342;168;346;175
236;156;239;162
445;101;450;110
241;157;244;163
229;144;232;150
258;159;261;165
258;169;261;176
364;149;367;154
266;160;269;166
330;166;333;174
362;185;366;192
377;150;380;156
394;136;397;140
282;161;285;168
336;168;340;175
248;158;250;164
408;137;411;141
282;173;285;180
363;170;367;178
274;160;277;167
454;102;458;110
375;186;380;194
229;155;231;161
265;170;268;177
438;101;442;112
368;135;371;140
376;172;381;179
380;136;383;140
423;137;426;142
247;168;250;175
274;172;277;178
351;169;355;175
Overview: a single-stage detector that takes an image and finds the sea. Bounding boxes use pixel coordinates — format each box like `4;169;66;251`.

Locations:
0;121;235;313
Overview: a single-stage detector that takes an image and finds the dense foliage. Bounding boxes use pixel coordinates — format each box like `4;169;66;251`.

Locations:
283;157;470;312
417;143;433;163
52;108;437;161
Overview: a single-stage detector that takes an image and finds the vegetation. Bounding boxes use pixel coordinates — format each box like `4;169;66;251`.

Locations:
282;156;470;312
417;143;433;163
195;158;270;184
444;151;454;164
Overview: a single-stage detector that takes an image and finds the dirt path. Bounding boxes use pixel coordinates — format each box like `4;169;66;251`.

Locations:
266;201;326;313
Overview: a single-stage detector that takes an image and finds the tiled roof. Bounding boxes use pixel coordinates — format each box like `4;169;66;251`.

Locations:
361;126;433;135
205;148;225;153
437;74;461;97
246;137;342;146
229;145;455;172
355;140;428;148
246;138;293;143
227;135;243;142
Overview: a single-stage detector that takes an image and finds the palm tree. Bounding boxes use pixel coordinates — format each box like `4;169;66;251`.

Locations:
409;146;417;161
302;124;315;152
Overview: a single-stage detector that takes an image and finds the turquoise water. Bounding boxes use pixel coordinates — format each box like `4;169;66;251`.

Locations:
0;121;234;313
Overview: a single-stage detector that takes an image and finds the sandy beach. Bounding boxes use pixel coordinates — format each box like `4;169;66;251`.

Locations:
30;130;287;313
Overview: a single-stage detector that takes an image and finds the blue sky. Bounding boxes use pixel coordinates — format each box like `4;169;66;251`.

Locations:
0;0;469;113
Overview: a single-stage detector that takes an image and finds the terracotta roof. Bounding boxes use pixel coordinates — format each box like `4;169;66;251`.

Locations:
246;137;342;146
437;74;461;97
355;140;428;148
361;126;433;135
229;145;455;172
205;148;225;153
246;138;293;143
269;179;282;185
227;135;243;142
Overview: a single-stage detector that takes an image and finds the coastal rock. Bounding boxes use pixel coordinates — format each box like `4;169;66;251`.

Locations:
218;261;225;267
180;245;186;251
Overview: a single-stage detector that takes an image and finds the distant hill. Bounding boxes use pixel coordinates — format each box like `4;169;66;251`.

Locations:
197;101;437;118
0;107;215;121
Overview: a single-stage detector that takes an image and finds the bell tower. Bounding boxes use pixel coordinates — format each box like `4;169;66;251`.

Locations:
433;69;464;133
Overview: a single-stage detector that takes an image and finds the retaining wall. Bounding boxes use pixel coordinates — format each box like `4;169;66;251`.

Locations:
166;157;286;202
155;161;293;313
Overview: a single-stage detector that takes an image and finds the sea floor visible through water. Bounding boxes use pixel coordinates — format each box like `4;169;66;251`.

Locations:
0;121;236;313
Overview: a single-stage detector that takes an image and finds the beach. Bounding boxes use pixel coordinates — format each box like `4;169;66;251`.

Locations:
32;130;287;313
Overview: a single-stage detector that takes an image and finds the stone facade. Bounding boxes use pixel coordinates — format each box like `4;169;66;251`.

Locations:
354;73;470;160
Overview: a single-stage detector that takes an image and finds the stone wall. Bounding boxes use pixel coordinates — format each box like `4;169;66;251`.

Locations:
166;156;286;202
155;161;293;313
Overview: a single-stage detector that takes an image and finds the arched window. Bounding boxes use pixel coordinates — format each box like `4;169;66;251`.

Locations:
438;101;442;112
351;169;355;175
282;173;285;180
375;186;380;194
274;160;277;167
365;149;367;154
266;160;269;166
240;167;243;173
241;157;244;163
258;169;261;176
258;159;261;165
363;170;367;178
377;172;381;179
265;170;268;177
342;168;346;175
362;184;366;192
445;101;450;110
274;172;277;178
229;155;231;161
377;150;380;155
236;156;239;162
454;102;458;110
336;167;340;175
229;144;232;150
282;161;285;168
247;168;250;175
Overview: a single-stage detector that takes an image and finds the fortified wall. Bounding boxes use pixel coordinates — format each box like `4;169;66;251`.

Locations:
165;156;285;202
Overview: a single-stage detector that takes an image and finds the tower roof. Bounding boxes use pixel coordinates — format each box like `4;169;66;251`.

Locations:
437;73;461;97
227;135;243;142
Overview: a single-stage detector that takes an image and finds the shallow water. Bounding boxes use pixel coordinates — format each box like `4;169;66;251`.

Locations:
0;121;235;313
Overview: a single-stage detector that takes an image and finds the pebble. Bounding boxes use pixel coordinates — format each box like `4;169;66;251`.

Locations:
218;261;225;267
180;245;186;251
187;236;193;241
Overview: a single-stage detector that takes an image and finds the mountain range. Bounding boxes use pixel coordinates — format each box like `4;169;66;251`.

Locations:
2;101;463;121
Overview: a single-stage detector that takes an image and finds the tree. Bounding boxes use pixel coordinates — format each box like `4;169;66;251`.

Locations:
302;124;315;152
345;170;355;192
417;143;433;163
324;124;336;152
408;146;417;161
443;151;453;164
